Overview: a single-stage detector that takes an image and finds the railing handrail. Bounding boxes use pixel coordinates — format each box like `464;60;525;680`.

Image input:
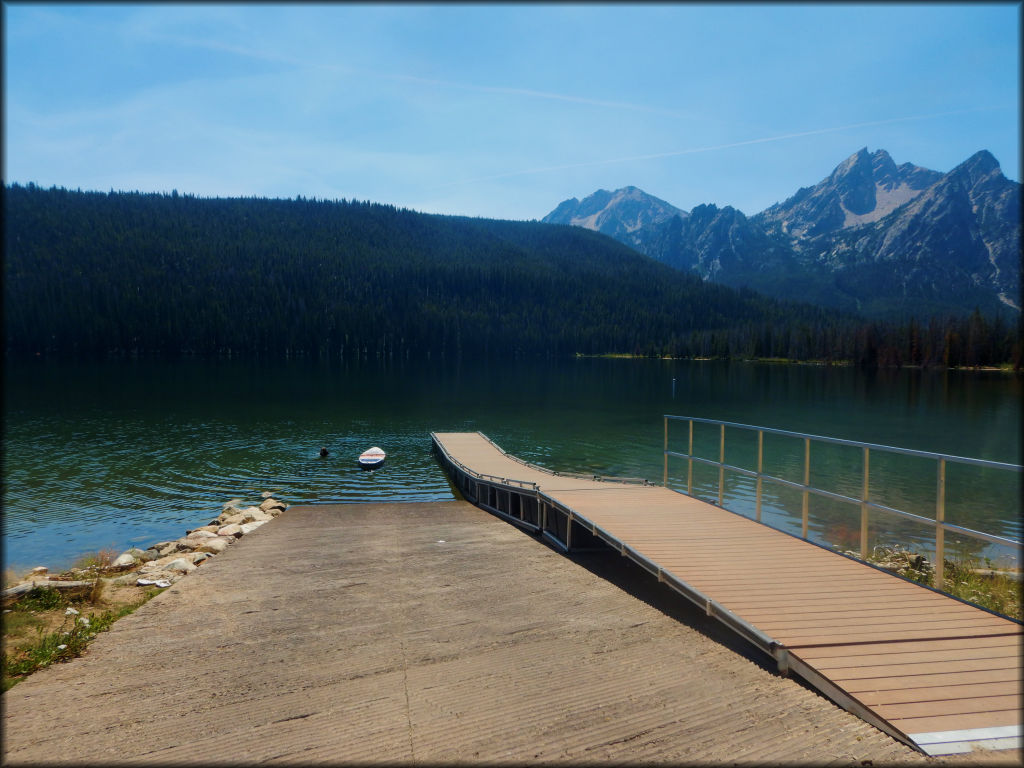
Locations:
665;450;1022;549
477;432;652;486
431;433;539;491
664;415;1023;472
662;415;1022;591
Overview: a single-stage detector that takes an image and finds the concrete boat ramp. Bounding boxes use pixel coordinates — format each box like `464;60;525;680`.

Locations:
3;500;982;765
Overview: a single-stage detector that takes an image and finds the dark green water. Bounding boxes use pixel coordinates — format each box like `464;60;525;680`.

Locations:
3;358;1020;572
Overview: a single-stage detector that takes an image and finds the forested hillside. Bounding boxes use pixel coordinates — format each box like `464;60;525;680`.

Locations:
3;184;1019;367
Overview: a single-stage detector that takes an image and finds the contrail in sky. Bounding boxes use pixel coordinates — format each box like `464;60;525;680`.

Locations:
151;32;692;118
377;72;695;119
441;107;1003;186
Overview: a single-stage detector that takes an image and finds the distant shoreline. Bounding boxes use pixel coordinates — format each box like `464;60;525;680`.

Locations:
573;353;1019;372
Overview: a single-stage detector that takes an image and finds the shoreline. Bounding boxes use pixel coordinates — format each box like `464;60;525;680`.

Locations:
574;352;1020;371
3;492;290;690
4;492;289;595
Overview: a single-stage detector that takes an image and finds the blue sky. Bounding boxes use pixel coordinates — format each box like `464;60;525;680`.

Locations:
4;3;1020;220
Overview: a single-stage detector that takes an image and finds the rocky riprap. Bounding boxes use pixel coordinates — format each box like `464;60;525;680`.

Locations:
6;493;288;596
109;493;289;587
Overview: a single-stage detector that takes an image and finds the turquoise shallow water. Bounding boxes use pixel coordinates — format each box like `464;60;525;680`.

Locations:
3;357;1020;572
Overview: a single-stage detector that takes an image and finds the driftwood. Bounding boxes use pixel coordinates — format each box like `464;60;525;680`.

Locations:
2;580;96;599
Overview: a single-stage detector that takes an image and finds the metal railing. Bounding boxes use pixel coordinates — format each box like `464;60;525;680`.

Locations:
477;432;652;485
663;415;1022;590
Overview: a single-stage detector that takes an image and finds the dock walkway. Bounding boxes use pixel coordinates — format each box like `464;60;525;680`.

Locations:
432;431;1023;756
1;502;933;765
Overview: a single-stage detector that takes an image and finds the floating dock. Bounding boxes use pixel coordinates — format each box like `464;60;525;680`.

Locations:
432;431;1023;756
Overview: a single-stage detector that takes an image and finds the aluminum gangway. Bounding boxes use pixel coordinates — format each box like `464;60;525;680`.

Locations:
431;431;1022;756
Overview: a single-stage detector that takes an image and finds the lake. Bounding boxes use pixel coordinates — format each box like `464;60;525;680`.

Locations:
3;357;1020;573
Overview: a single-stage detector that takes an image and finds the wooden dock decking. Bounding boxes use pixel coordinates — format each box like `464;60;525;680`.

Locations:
431;431;1023;756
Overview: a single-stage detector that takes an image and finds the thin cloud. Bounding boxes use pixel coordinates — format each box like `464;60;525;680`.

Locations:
375;73;694;119
441;107;1008;187
141;29;693;119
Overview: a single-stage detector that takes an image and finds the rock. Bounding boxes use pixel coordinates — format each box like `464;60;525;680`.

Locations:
268;508;283;518
261;491;274;499
249;509;272;522
30;566;48;575
192;553;211;564
186;530;218;541
217;523;243;538
197;537;230;554
158;543;180;557
111;553;138;568
239;506;262;522
222;498;244;510
259;498;286;512
194;525;220;534
110;572;141;586
222;513;246;526
163;559;197;574
239;521;267;535
139;549;160;562
146;552;194;569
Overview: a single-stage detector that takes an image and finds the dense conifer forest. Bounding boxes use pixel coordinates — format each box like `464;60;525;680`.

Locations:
3;184;1020;368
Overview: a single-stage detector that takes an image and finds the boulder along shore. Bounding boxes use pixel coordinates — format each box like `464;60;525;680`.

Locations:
4;493;288;596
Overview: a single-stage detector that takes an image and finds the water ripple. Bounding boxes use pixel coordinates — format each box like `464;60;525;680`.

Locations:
3;359;1019;572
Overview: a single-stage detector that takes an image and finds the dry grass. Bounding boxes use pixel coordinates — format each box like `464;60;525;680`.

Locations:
71;547;119;571
864;544;1022;621
2;583;160;691
4;568;23;589
2;551;166;691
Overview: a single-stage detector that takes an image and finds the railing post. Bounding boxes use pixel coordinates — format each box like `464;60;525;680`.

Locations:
663;416;668;486
687;419;693;495
718;423;725;506
801;437;810;539
935;459;946;590
860;447;869;559
756;430;763;523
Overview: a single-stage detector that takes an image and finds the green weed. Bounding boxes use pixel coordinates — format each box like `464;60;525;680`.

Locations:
1;588;159;692
11;586;67;612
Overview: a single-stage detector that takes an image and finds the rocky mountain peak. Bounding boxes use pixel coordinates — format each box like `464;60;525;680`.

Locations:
756;148;946;235
541;186;687;244
870;149;900;189
542;147;1019;320
828;147;877;215
948;150;1004;190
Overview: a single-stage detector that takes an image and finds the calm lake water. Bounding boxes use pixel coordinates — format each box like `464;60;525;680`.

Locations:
3;357;1020;572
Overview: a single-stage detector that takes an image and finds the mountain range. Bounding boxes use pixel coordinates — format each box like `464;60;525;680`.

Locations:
542;149;1021;320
